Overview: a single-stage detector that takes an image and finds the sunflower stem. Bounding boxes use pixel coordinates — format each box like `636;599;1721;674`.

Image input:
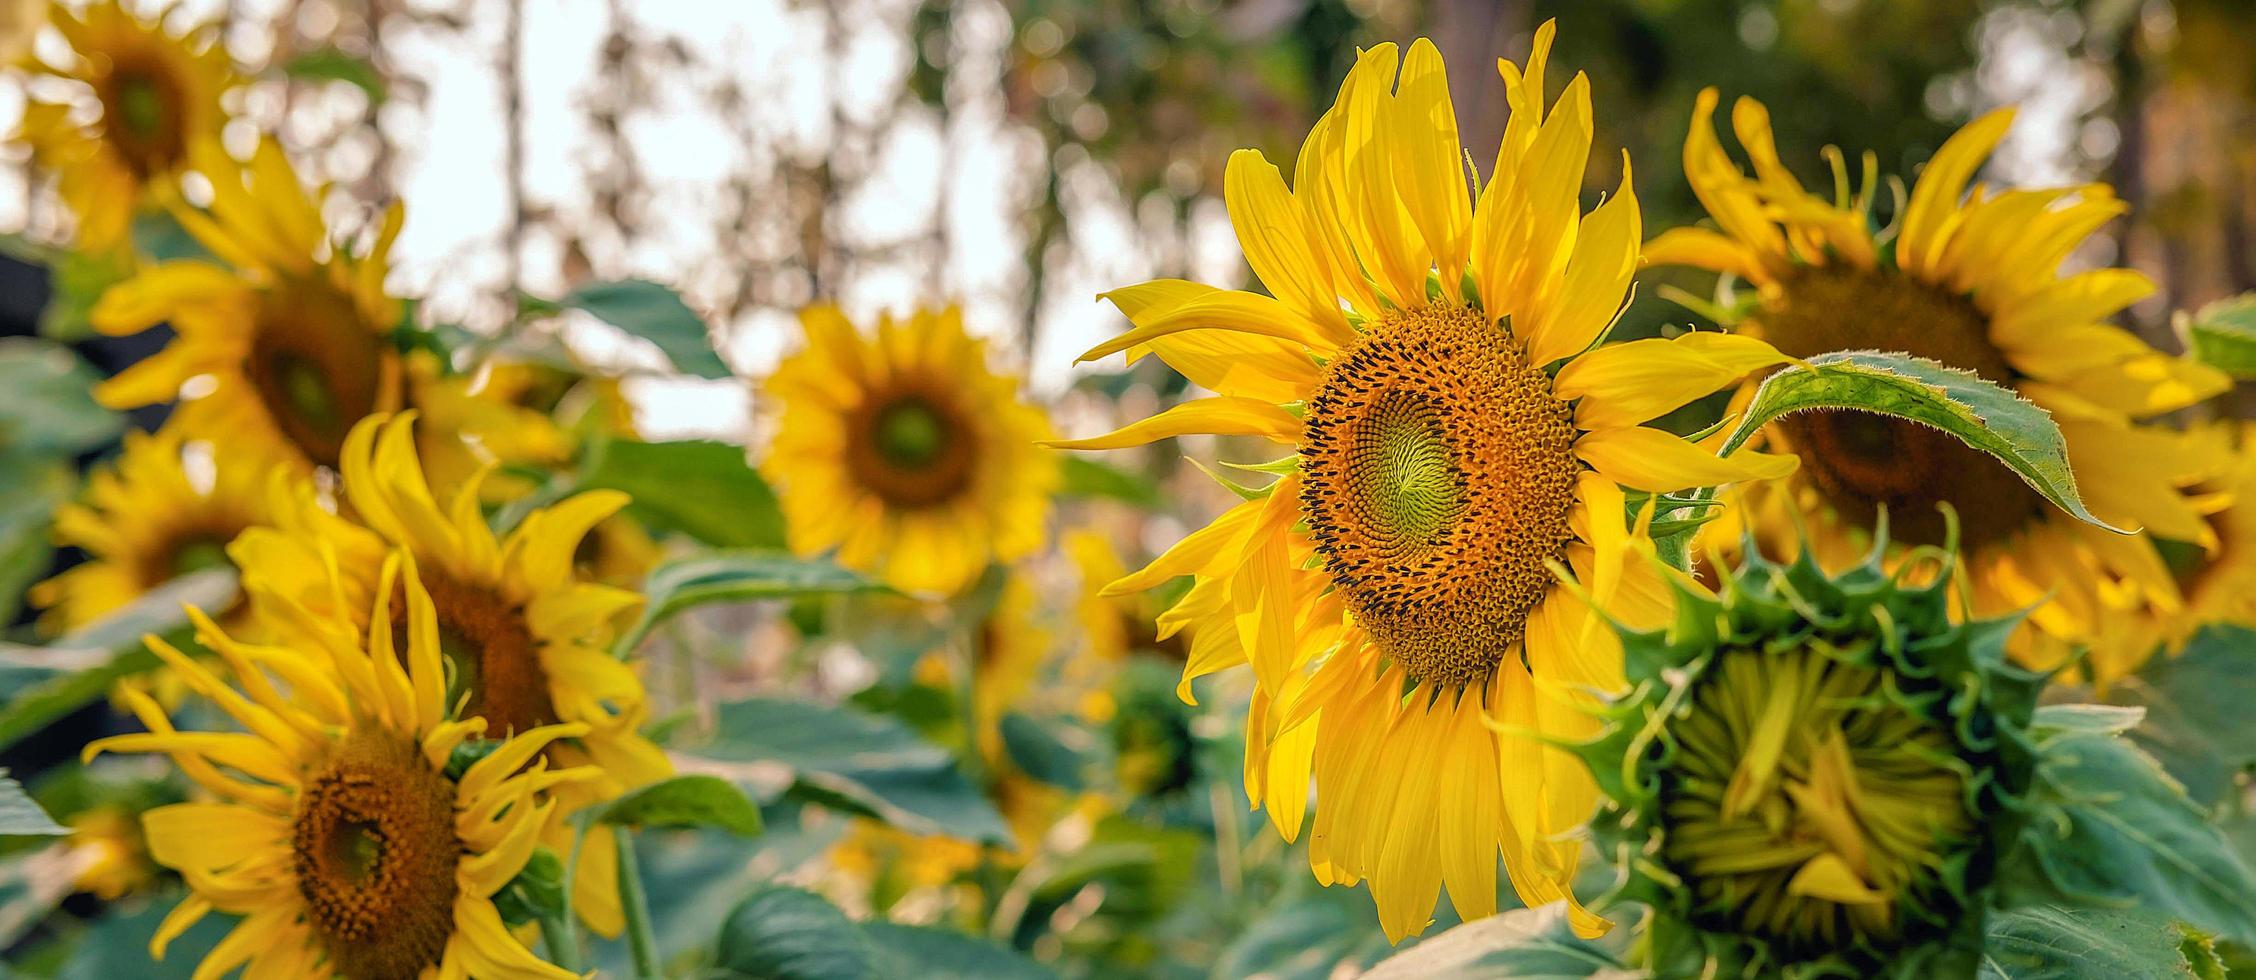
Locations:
538;907;582;972
616;828;662;978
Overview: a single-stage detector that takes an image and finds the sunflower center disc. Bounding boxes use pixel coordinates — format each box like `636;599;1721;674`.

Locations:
246;278;389;468
845;388;981;509
1759;267;2045;547
97;61;188;178
293;728;463;980
1662;642;1975;955
392;570;555;738
1300;305;1578;688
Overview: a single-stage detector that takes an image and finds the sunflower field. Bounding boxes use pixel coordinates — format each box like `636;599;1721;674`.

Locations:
4;1;2256;977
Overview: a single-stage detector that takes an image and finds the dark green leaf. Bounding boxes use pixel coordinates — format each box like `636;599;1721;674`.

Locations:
130;210;210;264
36;247;133;342
1362;904;1628;980
281;47;387;105
579;774;764;836
2182;294;2256;380
1719;351;2116;532
0;567;234;753
1215;885;1398;980
2004;727;2256;946
2107;626;2256;807
579;438;783;549
0;770;65;836
51;893;237;980
0;339;124;456
1058;455;1161;509
1978;905;2202;980
688;697;1011;845
619;551;887;654
999;712;1088;791
0;454;74;626
712;884;873;980
863;923;1053;979
563;279;730;379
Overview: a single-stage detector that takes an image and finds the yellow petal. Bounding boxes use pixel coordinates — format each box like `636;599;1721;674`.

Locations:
1525;163;1640;366
1223;150;1350;338
1896;107;2015;278
1555;331;1789;429
1083;285;1335;364
1045;397;1301;450
1575;426;1799;493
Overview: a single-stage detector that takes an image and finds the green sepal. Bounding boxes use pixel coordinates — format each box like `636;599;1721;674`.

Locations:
1573;531;2044;978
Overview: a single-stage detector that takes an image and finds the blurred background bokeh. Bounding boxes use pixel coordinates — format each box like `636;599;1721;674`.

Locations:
5;1;2255;975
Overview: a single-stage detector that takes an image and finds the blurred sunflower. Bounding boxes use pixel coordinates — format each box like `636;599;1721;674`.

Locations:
1652;92;2231;680
84;558;592;979
0;0;45;61
90;138;404;470
764;305;1057;595
230;412;667;937
1057;26;1794;941
406;352;576;498
2120;423;2256;663
14;0;238;251
66;805;155;901
29;425;275;633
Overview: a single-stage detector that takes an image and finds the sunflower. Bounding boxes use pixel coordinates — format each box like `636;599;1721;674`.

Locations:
230;412;668;937
1055;26;1795;941
90;137;406;471
406;352;576;499
83;554;593;979
66;804;157;901
13;0;239;251
0;0;44;62
30;425;279;633
1650;91;2231;681
763;305;1058;595
2116;422;2256;666
1581;535;2042;976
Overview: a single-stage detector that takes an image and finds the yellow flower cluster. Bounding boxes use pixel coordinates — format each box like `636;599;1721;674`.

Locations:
10;1;2253;971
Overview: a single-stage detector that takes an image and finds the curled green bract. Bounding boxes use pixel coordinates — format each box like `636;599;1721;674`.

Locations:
1578;524;2044;978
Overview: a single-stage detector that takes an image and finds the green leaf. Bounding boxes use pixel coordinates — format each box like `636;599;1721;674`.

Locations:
712;884;873;980
49;892;237;980
1058;455;1162;509
130;209;210;264
0;567;235;753
578;774;764;836
0;770;65;836
2031;703;2146;737
1215;885;1398;980
562;279;730;379
579;438;784;549
619;551;887;654
281;47;387;105
1978;905;2204;979
863;923;1054;979
1361;904;1628;980
0;454;74;626
2003;726;2256;946
36;247;134;342
998;712;1088;791
2182;294;2256;379
1718;350;2117;533
2107;626;2256;808
687;697;1011;845
0;339;124;456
